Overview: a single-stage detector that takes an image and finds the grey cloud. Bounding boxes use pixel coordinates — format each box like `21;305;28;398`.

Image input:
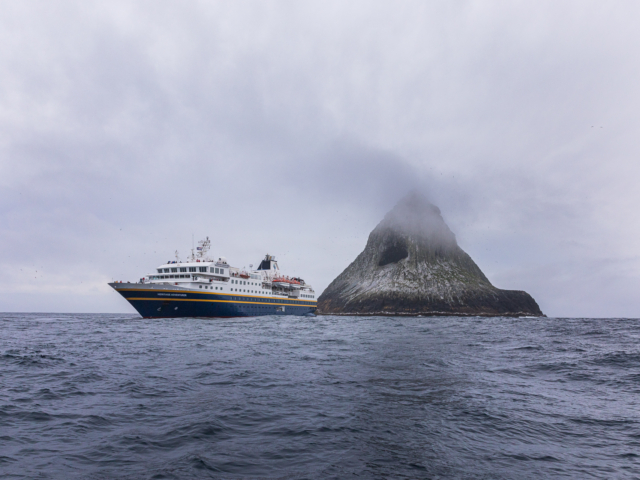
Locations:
0;1;639;316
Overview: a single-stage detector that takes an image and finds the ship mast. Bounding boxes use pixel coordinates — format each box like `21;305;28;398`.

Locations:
196;237;211;261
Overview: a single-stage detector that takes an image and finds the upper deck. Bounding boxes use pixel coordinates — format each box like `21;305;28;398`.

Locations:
137;253;315;300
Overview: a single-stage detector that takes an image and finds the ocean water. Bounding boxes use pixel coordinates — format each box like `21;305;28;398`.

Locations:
1;314;639;479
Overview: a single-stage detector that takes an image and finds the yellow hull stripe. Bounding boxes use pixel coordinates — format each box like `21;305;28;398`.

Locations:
126;297;315;307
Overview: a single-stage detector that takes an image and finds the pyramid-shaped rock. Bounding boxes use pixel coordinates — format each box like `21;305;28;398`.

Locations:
318;193;543;316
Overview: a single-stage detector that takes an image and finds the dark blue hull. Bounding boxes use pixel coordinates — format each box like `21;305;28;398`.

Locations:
111;284;317;318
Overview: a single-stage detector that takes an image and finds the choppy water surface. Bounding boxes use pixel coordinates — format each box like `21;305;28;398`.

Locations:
2;314;640;479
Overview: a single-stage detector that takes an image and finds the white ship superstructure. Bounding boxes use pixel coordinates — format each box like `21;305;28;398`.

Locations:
110;237;317;318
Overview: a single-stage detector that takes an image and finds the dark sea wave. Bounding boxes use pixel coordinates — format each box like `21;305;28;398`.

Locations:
1;314;639;479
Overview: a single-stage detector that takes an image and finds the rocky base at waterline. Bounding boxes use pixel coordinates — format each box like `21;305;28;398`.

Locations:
317;193;544;317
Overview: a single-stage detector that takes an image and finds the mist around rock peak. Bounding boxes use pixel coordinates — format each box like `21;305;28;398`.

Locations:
375;192;458;249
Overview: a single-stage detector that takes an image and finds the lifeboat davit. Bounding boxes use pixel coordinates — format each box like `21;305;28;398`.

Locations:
272;276;292;288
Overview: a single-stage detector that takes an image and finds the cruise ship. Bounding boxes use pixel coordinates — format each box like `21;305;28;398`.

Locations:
109;238;317;318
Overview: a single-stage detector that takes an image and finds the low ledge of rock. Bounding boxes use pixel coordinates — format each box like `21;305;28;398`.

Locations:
317;192;544;317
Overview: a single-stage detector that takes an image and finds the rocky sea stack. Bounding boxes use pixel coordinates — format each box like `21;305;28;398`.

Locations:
318;193;543;317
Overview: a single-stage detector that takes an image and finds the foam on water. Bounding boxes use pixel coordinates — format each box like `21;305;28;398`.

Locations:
1;313;639;479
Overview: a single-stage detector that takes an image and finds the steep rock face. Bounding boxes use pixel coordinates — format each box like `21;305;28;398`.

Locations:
318;193;543;316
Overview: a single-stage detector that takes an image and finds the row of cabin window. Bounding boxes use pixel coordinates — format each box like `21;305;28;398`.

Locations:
231;279;261;286
197;287;269;293
197;286;277;296
196;286;262;292
158;267;226;274
151;274;192;279
301;293;315;299
150;274;267;285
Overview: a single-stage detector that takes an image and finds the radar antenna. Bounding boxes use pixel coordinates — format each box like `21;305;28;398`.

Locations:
196;237;211;260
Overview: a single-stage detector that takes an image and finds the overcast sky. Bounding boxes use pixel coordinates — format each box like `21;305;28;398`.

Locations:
1;1;639;317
